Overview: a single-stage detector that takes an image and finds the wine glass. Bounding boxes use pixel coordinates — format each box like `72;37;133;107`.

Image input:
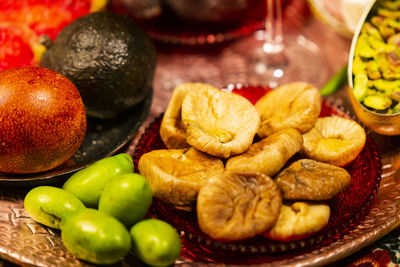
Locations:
241;0;329;88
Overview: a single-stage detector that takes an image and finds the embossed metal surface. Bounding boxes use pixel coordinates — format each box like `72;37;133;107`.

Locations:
1;16;400;267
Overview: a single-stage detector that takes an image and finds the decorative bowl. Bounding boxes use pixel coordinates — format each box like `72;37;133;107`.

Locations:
348;86;400;135
348;0;400;135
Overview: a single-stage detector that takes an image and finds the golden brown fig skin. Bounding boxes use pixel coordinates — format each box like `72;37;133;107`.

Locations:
181;84;259;159
275;159;351;201
226;128;303;177
197;171;282;241
160;83;227;149
0;66;86;173
263;202;330;241
138;147;224;210
255;82;321;138
302;116;366;167
160;83;193;149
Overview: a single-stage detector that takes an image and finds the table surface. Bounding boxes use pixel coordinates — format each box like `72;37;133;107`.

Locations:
2;2;400;266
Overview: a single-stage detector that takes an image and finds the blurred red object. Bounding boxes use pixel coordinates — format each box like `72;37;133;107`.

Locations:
0;0;92;40
0;23;37;70
109;0;310;46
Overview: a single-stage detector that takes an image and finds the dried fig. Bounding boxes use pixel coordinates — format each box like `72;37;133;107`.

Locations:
181;84;259;158
226;128;303;177
138;147;224;210
275;159;351;201
197;171;282;241
255;82;321;138
160;83;217;149
263;202;330;241
302;116;366;166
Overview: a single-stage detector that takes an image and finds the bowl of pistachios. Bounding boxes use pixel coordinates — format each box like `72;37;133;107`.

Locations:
348;0;400;135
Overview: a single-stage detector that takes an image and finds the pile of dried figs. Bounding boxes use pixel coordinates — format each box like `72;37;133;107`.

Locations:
139;82;367;242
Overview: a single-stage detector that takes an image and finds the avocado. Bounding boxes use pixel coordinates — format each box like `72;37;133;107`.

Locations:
40;12;157;119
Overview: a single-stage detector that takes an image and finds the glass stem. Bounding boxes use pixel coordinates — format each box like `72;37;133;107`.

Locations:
263;0;286;58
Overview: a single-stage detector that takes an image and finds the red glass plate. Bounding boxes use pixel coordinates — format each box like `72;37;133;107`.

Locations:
133;85;381;265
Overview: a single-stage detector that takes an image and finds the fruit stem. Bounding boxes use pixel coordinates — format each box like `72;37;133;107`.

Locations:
38;35;53;49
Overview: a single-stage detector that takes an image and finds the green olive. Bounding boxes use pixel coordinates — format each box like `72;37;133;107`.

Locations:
60;208;131;265
24;186;85;229
98;173;152;228
63;153;134;208
130;219;181;267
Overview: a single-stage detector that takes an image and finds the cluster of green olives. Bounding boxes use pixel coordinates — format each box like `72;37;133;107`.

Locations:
24;153;181;266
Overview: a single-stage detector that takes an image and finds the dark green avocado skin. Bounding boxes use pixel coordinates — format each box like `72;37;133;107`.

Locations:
40;12;156;119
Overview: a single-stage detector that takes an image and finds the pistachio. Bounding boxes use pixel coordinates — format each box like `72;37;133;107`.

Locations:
353;73;368;101
366;60;382;79
363;94;392;110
